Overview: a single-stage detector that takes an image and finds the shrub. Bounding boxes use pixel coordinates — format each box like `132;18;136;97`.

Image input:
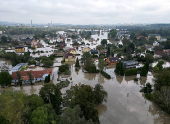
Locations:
145;94;153;100
100;70;111;79
125;68;137;76
134;78;138;81
59;64;69;73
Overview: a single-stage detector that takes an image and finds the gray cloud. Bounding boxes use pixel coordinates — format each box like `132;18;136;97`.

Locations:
0;0;170;24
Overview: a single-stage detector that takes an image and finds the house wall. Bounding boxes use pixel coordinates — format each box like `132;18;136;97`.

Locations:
12;79;35;84
65;58;75;62
70;50;76;54
15;48;25;53
83;48;90;52
105;59;117;65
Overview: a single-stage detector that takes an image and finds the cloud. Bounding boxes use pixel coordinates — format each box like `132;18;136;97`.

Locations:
0;0;170;24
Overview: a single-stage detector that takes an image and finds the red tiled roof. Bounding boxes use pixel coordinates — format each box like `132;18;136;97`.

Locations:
137;36;149;40
12;69;52;80
155;51;164;55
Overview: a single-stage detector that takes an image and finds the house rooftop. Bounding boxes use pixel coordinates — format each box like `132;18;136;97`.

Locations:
15;45;24;49
108;57;120;63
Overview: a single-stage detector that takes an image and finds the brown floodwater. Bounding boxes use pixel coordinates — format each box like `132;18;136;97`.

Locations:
1;61;170;124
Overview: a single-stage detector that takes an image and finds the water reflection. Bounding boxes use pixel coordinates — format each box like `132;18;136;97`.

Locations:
98;74;105;84
115;75;123;84
84;73;97;80
95;104;107;116
148;102;170;124
125;75;136;82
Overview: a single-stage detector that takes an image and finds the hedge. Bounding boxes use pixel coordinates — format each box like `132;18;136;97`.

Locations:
125;68;137;76
100;70;111;79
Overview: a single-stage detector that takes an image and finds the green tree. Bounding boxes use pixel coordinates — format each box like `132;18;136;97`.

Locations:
82;52;91;63
96;45;103;51
130;32;136;40
94;84;108;104
0;72;11;87
98;57;105;71
29;94;44;111
117;53;122;57
27;71;33;85
107;47;110;57
115;62;124;76
75;58;80;67
0;115;9;124
145;53;154;63
39;84;62;114
122;38;130;45
48;74;51;82
140;65;148;76
72;84;99;123
30;104;58;124
0;36;8;43
30;106;48;124
0;91;29;124
16;71;22;86
101;39;107;45
59;105;94;124
154;70;170;91
108;29;117;38
140;83;152;94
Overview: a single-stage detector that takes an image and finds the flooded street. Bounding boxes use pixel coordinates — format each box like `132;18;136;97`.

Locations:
1;61;170;123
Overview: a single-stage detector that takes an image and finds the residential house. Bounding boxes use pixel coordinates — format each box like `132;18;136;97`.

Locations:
160;38;167;42
148;34;161;41
37;42;44;48
90;49;98;55
122;60;138;69
11;69;53;84
15;45;25;53
63;47;70;51
9;63;28;75
137;36;149;40
64;52;75;62
105;57;120;65
72;40;77;43
154;51;164;58
67;48;76;54
31;41;38;48
59;43;66;49
21;38;32;44
82;46;91;52
153;41;159;47
100;49;107;54
89;38;95;42
58;38;64;42
164;49;170;56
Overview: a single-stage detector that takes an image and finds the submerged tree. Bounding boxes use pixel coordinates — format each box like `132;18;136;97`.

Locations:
98;57;105;71
27;71;33;85
0;72;11;87
94;84;108;104
39;84;62;114
16;71;22;86
75;58;80;67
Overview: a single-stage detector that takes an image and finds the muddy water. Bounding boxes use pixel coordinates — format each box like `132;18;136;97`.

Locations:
1;64;170;123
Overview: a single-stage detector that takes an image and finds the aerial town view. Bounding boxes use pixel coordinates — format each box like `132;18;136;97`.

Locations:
1;0;170;124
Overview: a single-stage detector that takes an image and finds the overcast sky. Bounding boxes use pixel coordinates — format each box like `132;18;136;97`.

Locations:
0;0;170;24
